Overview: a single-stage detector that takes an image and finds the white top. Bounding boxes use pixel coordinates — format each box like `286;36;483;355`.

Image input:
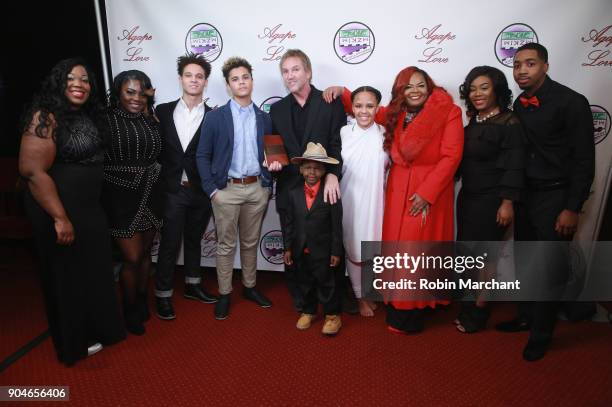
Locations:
340;123;389;262
173;97;205;182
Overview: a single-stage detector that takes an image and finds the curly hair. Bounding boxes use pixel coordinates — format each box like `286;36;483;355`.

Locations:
221;57;253;83
177;52;211;78
384;66;438;150
22;57;103;139
107;70;155;115
459;66;512;118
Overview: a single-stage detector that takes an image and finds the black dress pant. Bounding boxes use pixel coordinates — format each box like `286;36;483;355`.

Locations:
295;253;341;315
155;185;212;297
514;184;571;343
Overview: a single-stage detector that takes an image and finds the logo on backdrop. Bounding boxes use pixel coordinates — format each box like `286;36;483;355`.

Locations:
260;230;284;265
494;23;539;67
333;22;375;64
117;25;153;62
257;24;297;62
201;227;218;258
185;23;223;62
581;25;612;67
591;105;611;145
414;24;456;64
151;232;160;257
259;96;282;114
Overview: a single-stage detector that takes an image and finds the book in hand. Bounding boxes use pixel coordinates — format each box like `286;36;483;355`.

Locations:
263;134;289;166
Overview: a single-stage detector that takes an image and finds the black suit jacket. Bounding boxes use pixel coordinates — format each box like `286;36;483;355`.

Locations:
270;86;345;211
283;181;343;262
157;99;212;194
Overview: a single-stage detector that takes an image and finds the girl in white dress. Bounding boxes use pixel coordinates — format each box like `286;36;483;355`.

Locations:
340;86;389;316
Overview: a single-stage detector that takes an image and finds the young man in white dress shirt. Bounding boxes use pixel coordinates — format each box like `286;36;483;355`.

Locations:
155;53;218;320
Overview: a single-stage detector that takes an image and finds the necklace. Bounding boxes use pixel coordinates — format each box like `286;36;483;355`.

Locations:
403;111;418;129
475;109;499;123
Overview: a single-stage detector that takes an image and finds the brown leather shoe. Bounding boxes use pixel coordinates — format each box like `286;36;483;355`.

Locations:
321;315;342;335
296;313;315;330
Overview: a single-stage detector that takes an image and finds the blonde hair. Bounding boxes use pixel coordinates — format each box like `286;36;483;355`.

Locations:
279;49;312;80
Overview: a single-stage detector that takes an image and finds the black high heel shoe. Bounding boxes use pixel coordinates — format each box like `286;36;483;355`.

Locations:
456;303;490;334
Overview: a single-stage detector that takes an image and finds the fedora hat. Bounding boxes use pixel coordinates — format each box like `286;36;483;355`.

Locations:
290;142;339;165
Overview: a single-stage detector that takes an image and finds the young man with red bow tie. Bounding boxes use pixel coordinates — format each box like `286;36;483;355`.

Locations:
496;43;595;361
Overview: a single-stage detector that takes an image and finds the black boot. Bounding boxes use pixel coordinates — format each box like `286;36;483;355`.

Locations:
124;300;145;335
214;294;231;320
138;291;150;322
456;302;490;333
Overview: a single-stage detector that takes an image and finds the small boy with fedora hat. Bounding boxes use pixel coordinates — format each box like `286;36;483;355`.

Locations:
282;142;344;335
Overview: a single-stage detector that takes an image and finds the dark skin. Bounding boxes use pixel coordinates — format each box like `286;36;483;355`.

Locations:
283;160;341;268
113;78;158;304
513;49;578;238
19;66;92;245
19;113;74;246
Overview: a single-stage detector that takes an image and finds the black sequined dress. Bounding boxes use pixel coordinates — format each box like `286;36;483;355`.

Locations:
25;111;126;366
102;108;163;238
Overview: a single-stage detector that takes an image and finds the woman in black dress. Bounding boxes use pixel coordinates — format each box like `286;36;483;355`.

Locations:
19;58;125;366
455;66;525;333
102;70;162;335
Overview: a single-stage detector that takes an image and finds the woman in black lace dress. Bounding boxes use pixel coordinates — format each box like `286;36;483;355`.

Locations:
455;66;525;333
19;58;125;366
102;70;162;335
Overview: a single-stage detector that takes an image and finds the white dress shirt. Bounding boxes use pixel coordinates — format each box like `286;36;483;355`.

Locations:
173;97;205;182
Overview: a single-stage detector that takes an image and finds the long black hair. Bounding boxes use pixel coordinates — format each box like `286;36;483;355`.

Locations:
22;57;103;138
459;65;512;118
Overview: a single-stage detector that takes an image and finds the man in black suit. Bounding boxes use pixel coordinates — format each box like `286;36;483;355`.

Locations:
495;43;595;361
154;53;218;320
268;49;346;311
283;143;343;335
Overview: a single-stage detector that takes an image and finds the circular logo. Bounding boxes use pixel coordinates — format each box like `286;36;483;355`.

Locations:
200;227;218;258
494;23;538;67
185;23;223;62
333;22;375;64
591;105;611;145
150;232;161;256
259;96;282;114
259;230;284;265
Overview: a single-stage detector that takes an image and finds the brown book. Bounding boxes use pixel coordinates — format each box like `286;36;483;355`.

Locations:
263;134;289;166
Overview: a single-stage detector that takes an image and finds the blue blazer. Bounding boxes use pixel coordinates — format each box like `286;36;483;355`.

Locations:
196;100;272;197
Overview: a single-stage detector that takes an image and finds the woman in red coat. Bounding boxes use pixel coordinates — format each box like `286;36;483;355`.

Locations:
325;66;464;333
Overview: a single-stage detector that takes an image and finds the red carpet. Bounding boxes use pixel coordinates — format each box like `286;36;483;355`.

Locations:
0;253;48;363
1;262;612;406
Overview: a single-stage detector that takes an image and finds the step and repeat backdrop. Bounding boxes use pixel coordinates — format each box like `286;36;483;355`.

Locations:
103;0;612;271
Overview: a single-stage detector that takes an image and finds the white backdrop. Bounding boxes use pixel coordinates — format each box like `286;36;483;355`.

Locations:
103;0;612;271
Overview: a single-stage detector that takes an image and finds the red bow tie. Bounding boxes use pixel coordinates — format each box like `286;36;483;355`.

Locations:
519;95;540;108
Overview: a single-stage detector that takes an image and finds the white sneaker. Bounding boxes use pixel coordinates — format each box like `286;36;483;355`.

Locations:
87;342;103;356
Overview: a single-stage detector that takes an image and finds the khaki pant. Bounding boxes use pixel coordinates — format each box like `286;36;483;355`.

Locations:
211;181;269;295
